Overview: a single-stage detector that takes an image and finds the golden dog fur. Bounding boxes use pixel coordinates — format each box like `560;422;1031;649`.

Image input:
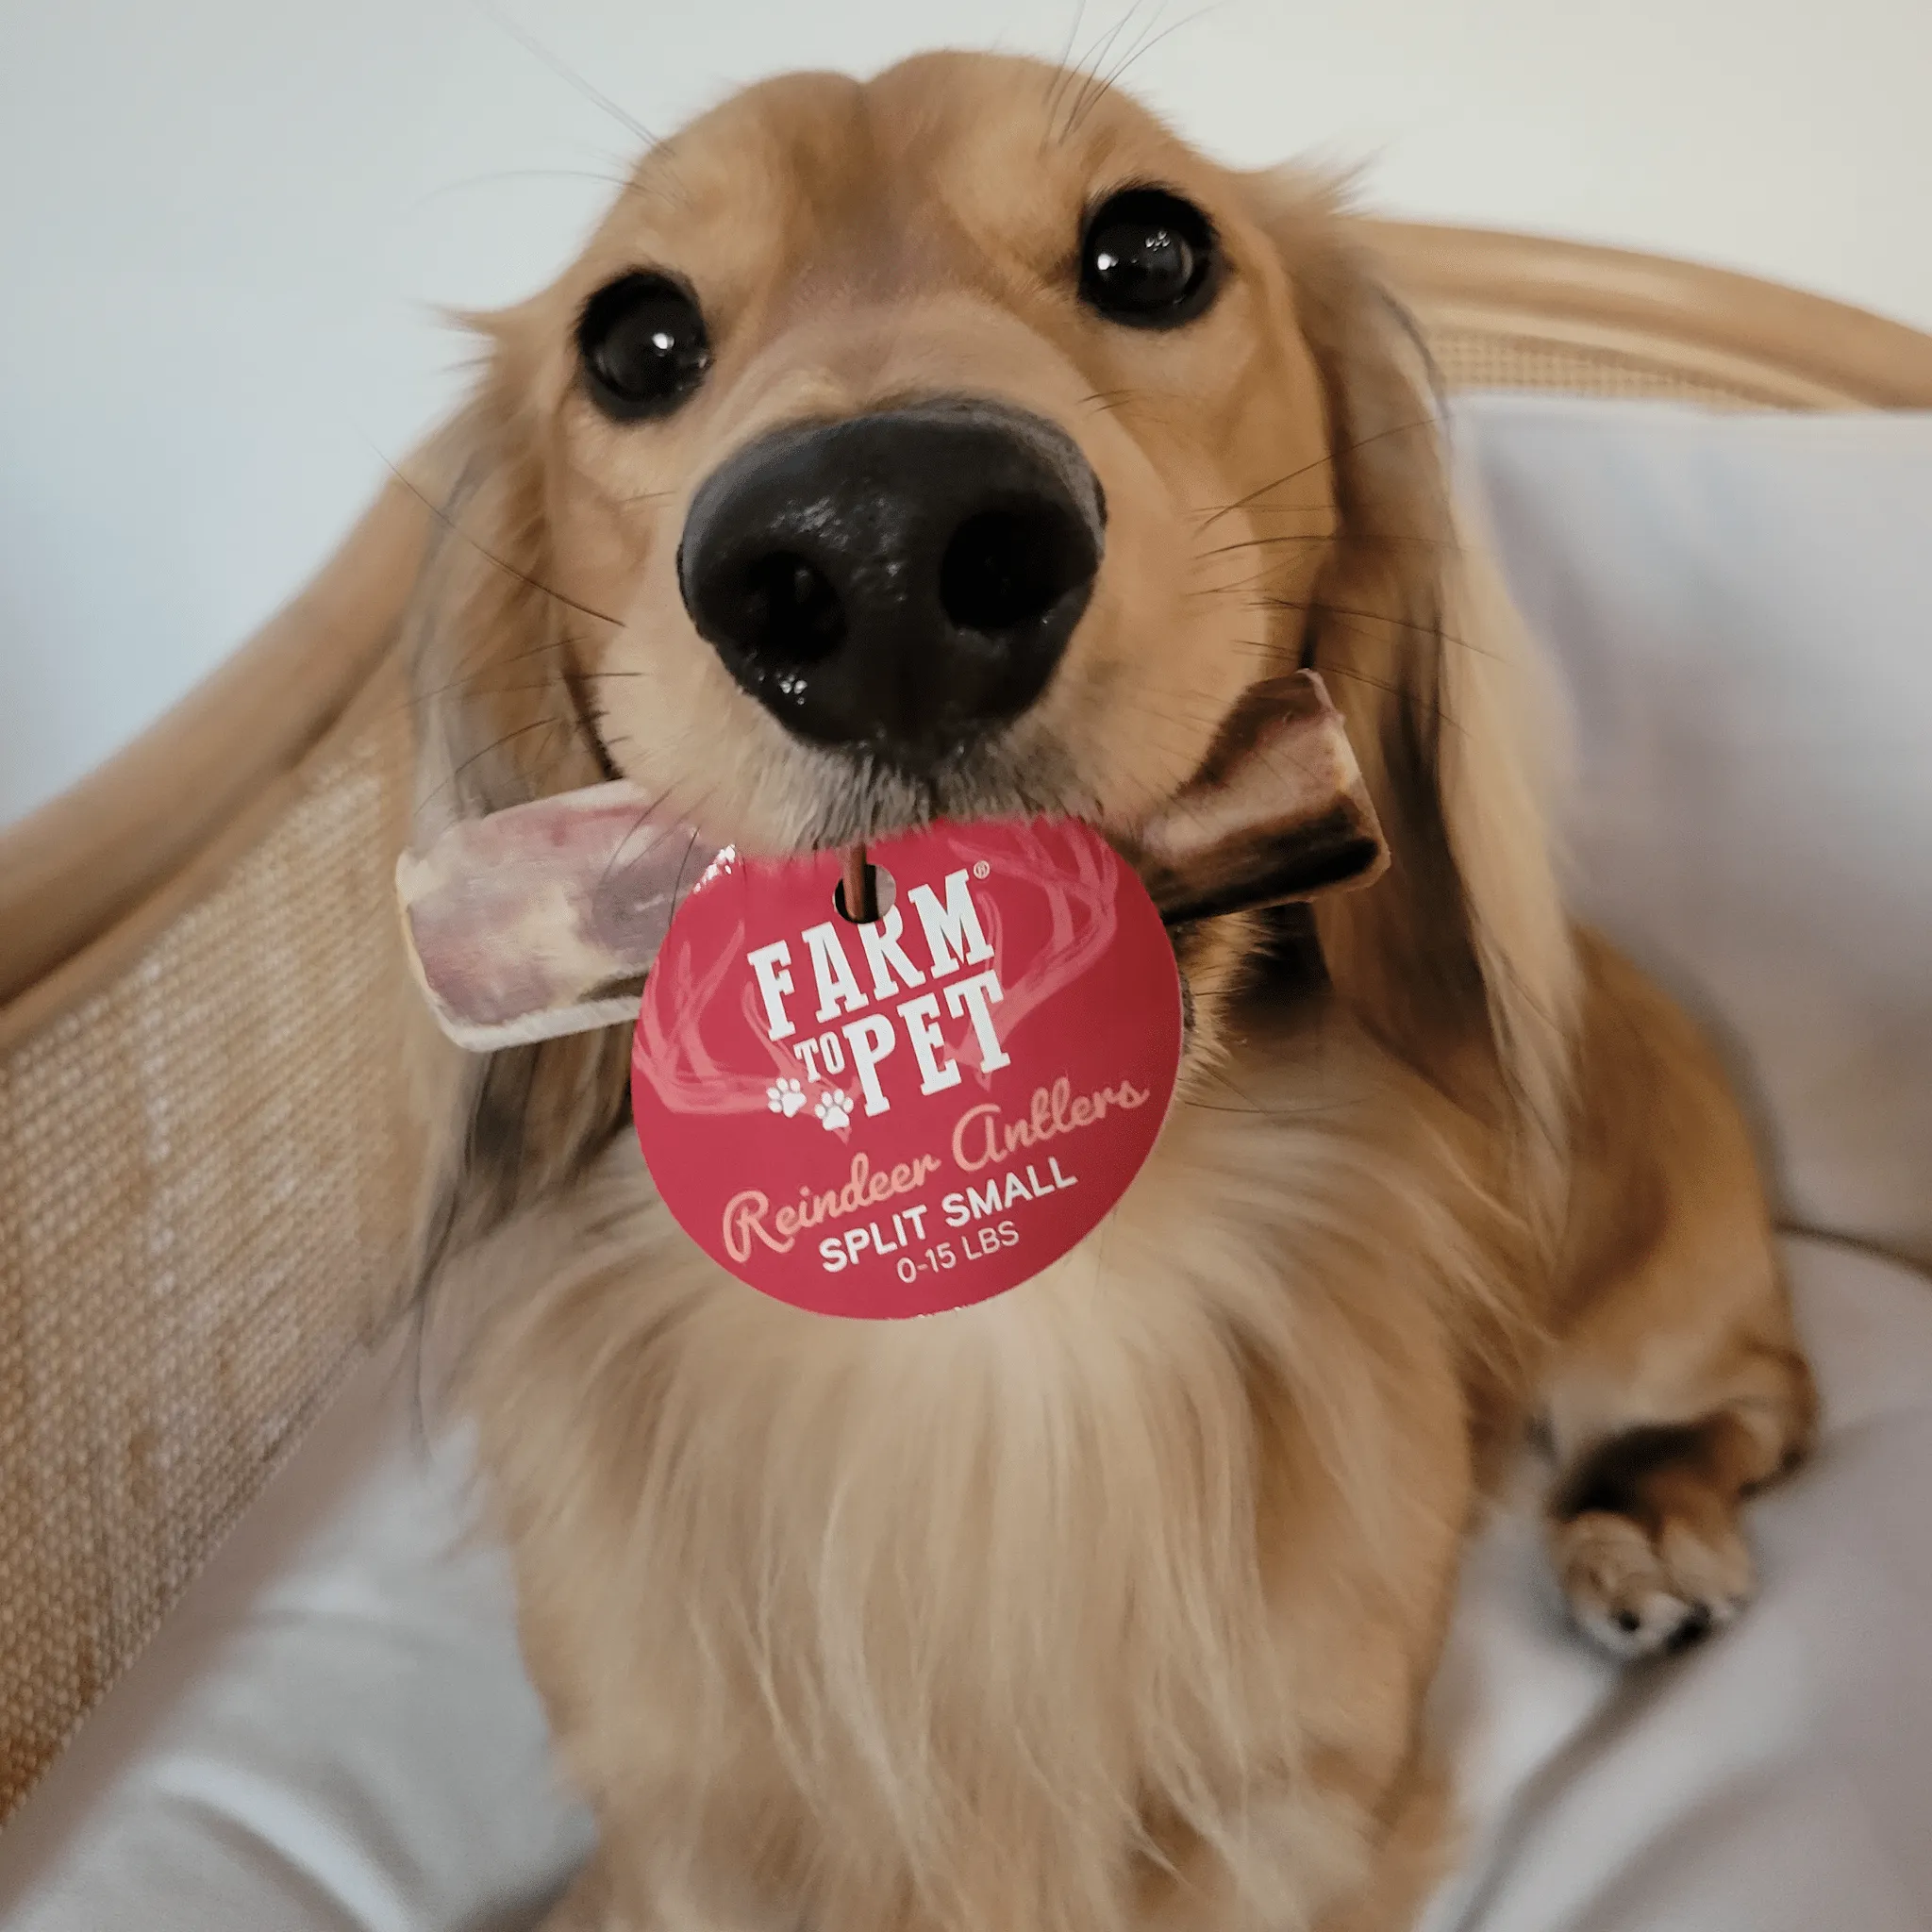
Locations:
396;52;1818;1932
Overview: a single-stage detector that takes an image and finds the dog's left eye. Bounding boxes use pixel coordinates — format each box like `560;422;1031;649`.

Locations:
1079;187;1219;329
576;272;711;421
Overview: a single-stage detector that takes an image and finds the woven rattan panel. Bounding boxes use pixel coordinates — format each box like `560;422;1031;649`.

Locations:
0;694;416;1819
1427;325;1789;408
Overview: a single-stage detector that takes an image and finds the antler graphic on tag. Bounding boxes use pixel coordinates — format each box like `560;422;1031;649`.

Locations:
633;920;858;1132
950;822;1122;1079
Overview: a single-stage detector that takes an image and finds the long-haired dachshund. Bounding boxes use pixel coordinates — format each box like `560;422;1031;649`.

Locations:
393;51;1816;1932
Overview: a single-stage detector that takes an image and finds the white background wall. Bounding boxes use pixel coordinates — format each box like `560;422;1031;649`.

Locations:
3;0;1928;825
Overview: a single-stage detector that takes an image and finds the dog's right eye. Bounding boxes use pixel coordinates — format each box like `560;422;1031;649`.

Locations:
576;273;711;421
1079;187;1220;330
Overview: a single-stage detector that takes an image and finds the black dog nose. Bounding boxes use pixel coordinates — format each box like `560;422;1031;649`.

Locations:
678;400;1104;758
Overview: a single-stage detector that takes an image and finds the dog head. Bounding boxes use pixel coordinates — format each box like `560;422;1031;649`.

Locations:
408;51;1574;1256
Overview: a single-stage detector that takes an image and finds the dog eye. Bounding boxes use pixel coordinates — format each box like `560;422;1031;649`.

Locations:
1079;188;1219;328
576;272;711;420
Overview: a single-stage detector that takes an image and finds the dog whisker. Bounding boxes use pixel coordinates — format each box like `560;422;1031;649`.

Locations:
1191;532;1330;561
414;713;582;823
407;630;615;724
405;650;644;706
1182;568;1296;600
1077;387;1168;417
409;167;654;211
1063;2;1224;141
478;1;657;149
381;452;625;630
1041;1;1091;135
1178;573;1505;671
1301;658;1464;734
1255;595;1508;664
391;673;645;724
1051;1;1151;144
591;775;704;898
1241;513;1462;551
558;457;679;508
1190;416;1441;531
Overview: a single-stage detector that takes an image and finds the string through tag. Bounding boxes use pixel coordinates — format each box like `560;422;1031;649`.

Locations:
840;842;877;924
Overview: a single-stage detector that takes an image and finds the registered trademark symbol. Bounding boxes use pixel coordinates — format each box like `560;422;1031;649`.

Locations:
972;860;991;879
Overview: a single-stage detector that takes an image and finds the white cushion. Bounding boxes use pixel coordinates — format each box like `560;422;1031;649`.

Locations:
5;1237;1929;1932
1424;1237;1932;1932
0;1350;591;1931
6;398;1931;1929
1457;396;1932;1266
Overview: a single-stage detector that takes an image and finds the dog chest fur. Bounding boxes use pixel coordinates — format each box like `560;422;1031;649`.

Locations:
458;1027;1495;1931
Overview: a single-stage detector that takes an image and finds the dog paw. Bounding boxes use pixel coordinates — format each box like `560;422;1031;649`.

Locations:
814;1090;854;1131
1550;1504;1753;1660
1546;1418;1764;1662
767;1076;808;1117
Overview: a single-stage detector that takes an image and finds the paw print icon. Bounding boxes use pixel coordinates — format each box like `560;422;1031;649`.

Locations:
814;1090;854;1132
766;1077;807;1118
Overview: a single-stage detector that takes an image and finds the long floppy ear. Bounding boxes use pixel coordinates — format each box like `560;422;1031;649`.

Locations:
402;332;637;1284
1241;171;1578;1229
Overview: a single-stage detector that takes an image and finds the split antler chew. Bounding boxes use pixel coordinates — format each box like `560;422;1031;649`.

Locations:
396;672;1384;1051
396;782;717;1051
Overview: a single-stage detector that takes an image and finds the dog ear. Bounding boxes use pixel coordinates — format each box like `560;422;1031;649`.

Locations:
1130;670;1388;924
402;346;638;1288
1237;173;1577;1222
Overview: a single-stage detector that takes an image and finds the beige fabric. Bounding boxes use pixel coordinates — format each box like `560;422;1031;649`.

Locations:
0;306;1842;1824
0;693;416;1818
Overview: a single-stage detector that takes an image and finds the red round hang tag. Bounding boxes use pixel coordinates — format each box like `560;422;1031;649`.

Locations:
630;818;1183;1318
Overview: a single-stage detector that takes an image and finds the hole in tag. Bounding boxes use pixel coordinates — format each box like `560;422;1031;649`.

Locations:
833;861;897;924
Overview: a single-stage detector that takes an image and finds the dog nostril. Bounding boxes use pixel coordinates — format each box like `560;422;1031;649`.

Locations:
679;405;1104;752
939;507;1089;635
731;552;845;664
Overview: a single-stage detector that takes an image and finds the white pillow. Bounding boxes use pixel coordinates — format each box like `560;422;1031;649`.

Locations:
0;1348;590;1932
1424;1235;1932;1932
8;1238;1929;1932
1453;396;1932;1265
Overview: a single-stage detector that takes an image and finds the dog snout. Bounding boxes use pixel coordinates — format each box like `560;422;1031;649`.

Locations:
677;401;1104;759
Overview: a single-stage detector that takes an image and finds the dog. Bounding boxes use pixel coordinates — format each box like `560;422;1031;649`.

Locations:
395;51;1818;1932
